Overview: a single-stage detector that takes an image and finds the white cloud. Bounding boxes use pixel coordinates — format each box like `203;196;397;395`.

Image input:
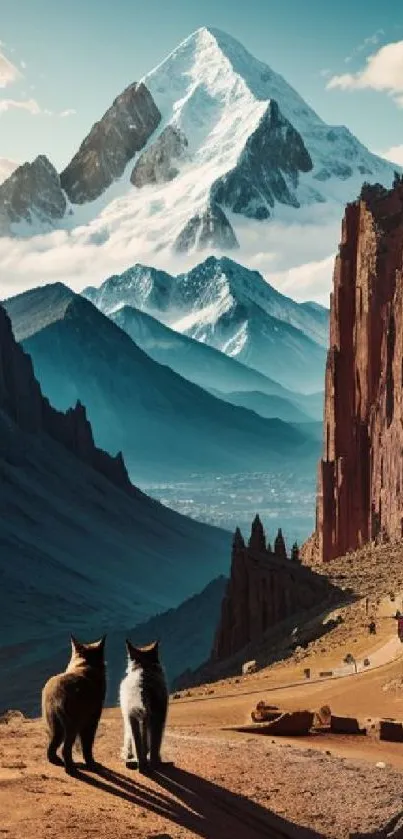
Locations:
60;108;76;118
0;50;20;88
0;97;41;115
0;157;18;185
381;144;403;166
0;201;341;306
328;40;403;107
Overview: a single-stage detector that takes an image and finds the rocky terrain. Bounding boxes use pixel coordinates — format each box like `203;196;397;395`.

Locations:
131;125;189;187
60;82;161;204
174;200;240;252
212;517;338;662
2;705;403;839
0;155;66;235
0;302;129;491
317;175;403;561
211;100;313;219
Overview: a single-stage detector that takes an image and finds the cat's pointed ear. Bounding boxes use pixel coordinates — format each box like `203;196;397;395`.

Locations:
94;635;106;651
151;640;159;652
126;639;138;660
71;635;81;653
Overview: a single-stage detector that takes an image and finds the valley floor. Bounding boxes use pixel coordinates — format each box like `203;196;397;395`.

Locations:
2;651;403;838
143;469;315;545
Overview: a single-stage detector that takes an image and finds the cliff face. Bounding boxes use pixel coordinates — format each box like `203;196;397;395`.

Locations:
0;304;132;494
60;83;161;204
0;155;66;235
211;519;332;662
317;177;403;561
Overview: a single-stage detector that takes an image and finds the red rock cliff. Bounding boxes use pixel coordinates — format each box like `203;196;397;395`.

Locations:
317;176;403;561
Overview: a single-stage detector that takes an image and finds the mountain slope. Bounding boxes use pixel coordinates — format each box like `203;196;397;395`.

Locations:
0;301;231;712
4;283;318;482
109;304;319;417
85;256;328;392
213;389;311;424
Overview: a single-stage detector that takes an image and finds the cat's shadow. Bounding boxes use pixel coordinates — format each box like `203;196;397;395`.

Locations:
75;762;324;838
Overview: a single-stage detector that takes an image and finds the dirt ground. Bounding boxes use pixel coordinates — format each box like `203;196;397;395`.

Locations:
2;654;403;839
3;549;403;839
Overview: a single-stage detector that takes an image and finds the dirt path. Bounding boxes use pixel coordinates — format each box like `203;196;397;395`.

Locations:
2;711;403;839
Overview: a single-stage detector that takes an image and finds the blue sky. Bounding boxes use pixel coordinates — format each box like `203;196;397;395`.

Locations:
0;0;402;169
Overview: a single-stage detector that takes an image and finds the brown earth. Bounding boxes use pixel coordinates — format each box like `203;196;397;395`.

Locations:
3;544;403;838
2;652;403;838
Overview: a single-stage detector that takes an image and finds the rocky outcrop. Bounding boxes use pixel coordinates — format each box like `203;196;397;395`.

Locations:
174;201;239;252
210;101;312;219
131;126;188;187
211;516;334;661
0;155;66;235
316;176;403;561
60;83;161;204
0;304;133;494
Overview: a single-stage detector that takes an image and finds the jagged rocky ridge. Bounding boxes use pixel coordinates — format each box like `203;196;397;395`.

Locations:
0;303;130;492
84;256;328;392
131;125;188;187
0;155;66;235
211;101;313;219
212;516;335;661
174;201;239;252
317;176;403;561
60;82;161;203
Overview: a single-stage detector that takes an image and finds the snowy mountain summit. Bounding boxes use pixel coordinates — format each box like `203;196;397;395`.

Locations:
0;27;397;261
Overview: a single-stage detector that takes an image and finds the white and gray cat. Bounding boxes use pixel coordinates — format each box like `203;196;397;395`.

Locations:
119;640;170;772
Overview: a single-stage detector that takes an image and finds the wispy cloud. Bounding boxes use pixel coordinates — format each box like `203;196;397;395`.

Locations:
381;144;403;166
0;98;77;118
0;50;21;88
0;97;41;115
327;40;403;107
344;29;384;63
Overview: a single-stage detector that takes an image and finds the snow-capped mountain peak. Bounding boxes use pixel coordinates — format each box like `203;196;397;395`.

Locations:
84;255;329;392
0;27;398;299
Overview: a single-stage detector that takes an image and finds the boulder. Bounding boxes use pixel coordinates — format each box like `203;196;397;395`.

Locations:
233;710;314;736
242;660;257;675
330;715;366;735
379;720;403;742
